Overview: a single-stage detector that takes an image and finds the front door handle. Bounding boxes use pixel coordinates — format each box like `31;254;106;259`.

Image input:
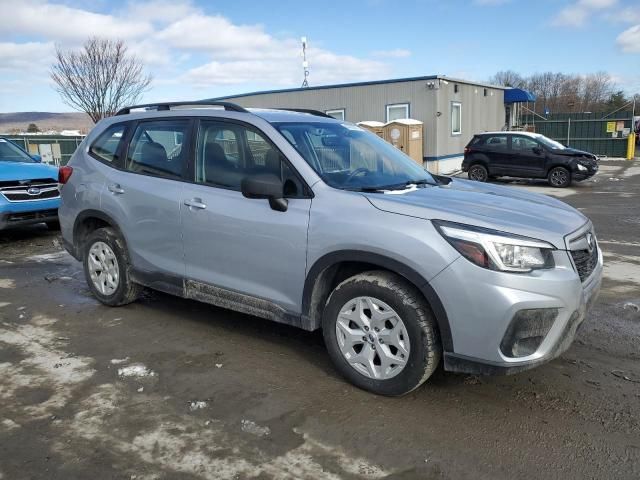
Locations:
108;183;125;194
184;198;207;210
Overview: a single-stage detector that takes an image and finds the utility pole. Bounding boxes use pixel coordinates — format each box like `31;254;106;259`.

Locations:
301;37;309;88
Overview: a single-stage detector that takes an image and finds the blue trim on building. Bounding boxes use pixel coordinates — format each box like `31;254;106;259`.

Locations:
424;153;464;162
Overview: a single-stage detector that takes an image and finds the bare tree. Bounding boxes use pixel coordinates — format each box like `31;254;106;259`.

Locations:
495;70;617;114
51;37;152;123
489;70;526;89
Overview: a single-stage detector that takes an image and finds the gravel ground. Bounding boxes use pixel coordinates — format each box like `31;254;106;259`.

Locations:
1;160;639;480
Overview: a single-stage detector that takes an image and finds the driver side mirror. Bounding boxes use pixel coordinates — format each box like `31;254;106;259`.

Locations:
241;173;288;212
31;154;42;162
532;146;543;155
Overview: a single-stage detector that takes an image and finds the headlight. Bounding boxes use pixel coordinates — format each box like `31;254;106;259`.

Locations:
577;163;587;172
434;221;555;272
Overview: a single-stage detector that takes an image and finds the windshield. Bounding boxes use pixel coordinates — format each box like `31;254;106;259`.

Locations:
0;139;35;163
535;134;565;150
274;121;435;191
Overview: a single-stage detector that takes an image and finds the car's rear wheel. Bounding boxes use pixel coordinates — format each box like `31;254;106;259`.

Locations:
548;166;571;188
468;164;488;182
83;227;142;306
322;271;441;396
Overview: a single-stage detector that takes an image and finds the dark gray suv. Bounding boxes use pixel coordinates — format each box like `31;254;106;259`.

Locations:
58;101;602;396
463;132;598;187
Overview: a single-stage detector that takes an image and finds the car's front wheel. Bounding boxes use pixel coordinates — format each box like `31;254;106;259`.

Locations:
548;166;571;188
83;227;142;306
322;271;441;396
468;164;488;182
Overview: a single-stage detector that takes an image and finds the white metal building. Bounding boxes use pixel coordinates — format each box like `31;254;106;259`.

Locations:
210;75;516;174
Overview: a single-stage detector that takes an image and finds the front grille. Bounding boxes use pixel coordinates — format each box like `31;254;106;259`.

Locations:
6;209;58;223
571;245;598;282
0;179;60;203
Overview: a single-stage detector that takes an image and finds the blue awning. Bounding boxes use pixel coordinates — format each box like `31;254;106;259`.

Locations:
504;88;536;103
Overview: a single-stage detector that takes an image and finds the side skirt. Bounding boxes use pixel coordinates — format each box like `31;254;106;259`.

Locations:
131;268;304;329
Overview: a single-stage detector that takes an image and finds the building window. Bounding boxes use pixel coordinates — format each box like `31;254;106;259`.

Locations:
451;102;462;136
386;103;409;122
454;84;459;94
325;109;345;121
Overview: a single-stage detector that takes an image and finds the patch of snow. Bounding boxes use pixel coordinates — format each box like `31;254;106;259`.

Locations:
215;363;223;368
25;252;68;263
0;302;10;308
117;364;156;378
189;401;208;411
241;419;271;437
0;317;95;420
110;357;130;365
0;279;15;289
1;418;21;431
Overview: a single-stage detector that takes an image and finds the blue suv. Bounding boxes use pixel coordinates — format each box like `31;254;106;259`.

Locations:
0;137;61;230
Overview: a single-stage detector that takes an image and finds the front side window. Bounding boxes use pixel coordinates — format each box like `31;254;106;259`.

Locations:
274;121;435;192
386;103;409;122
536;135;565;150
0;138;35;163
90;124;126;163
196;120;304;196
126;120;189;179
451;102;462;135
512;136;539;151
326;109;345;121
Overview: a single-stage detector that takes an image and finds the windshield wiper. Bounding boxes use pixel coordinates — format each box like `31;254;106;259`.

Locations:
370;179;434;191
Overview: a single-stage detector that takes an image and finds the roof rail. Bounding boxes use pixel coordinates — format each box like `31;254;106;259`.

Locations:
274;108;333;118
115;101;248;116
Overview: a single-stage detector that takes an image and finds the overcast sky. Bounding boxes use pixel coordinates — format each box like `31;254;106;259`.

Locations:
0;0;638;112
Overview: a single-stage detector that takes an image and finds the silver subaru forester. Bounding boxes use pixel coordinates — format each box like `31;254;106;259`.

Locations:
58;101;602;396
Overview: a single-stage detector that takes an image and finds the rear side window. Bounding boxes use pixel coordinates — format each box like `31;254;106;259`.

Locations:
484;135;508;149
89;124;127;163
126;120;190;179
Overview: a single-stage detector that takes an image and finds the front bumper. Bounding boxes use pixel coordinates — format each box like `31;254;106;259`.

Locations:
572;163;598;181
432;239;603;375
0;198;60;230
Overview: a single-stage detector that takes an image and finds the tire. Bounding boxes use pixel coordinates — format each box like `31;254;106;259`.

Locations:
45;220;60;230
548;166;571;188
322;271;441;396
82;227;142;306
468;164;488;182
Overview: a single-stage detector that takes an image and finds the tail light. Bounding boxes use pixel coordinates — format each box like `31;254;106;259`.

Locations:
58;166;73;184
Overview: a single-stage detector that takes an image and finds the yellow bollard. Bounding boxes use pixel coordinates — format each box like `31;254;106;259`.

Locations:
627;133;636;160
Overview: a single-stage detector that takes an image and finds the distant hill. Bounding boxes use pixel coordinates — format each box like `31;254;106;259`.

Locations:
0;112;94;134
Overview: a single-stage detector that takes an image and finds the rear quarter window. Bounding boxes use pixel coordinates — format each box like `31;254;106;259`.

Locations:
483;135;508;148
90;124;127;164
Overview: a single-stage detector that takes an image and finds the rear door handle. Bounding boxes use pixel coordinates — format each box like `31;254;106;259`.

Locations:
184;198;207;210
108;183;125;194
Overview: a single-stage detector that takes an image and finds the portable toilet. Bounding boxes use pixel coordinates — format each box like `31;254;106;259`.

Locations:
383;119;424;165
357;121;385;138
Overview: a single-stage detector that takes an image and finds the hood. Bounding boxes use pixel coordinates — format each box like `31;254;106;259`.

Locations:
554;147;597;160
365;178;588;249
0;161;59;182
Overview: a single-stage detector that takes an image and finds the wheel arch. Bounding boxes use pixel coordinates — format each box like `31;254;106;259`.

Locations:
302;250;453;352
71;209;128;260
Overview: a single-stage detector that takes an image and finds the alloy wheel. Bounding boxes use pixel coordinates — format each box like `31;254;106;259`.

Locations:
469;165;487;182
550;168;568;187
87;241;120;296
335;296;410;380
